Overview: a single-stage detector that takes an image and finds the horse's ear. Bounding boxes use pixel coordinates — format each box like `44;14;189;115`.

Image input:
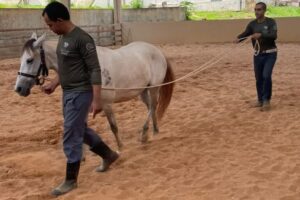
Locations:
33;33;47;48
31;32;38;40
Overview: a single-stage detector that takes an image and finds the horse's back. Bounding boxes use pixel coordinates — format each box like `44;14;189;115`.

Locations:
97;42;168;103
115;42;167;85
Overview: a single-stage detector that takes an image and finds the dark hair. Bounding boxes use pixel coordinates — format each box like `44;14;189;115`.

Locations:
42;1;70;22
256;2;267;11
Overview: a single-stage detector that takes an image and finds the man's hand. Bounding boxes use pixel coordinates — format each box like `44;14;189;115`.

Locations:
91;99;102;119
90;85;102;119
252;33;262;40
41;76;59;95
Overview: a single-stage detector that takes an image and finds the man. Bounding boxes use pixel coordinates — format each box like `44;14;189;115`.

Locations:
236;2;277;111
41;1;119;196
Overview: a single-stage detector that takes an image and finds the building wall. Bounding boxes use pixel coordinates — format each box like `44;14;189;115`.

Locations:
122;17;300;44
0;7;186;59
121;7;186;22
0;7;185;30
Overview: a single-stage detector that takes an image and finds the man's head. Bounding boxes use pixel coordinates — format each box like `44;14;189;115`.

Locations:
255;2;267;19
42;1;70;35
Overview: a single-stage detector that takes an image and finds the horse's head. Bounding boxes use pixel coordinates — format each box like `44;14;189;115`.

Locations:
15;32;47;97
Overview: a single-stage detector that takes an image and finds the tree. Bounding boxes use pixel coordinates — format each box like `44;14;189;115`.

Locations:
18;0;29;5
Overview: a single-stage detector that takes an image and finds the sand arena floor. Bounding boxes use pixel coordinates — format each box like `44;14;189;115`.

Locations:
1;43;300;200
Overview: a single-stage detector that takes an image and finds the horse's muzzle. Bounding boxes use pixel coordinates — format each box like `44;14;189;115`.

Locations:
15;86;30;97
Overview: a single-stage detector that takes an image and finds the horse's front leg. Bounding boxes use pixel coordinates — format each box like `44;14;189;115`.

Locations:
103;105;123;150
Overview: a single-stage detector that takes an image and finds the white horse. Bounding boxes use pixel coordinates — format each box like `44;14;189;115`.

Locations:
15;33;175;149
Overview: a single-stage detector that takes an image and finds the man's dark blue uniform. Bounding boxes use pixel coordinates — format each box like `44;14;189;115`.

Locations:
237;2;278;111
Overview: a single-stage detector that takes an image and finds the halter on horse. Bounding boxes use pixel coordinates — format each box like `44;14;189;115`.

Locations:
17;45;49;86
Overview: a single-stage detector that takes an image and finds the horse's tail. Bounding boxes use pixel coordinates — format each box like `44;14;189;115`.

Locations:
157;58;175;120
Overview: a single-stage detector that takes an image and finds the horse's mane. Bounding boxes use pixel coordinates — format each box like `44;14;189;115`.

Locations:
22;39;36;54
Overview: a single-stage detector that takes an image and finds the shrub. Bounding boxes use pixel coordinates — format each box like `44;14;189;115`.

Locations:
130;0;143;9
180;1;195;20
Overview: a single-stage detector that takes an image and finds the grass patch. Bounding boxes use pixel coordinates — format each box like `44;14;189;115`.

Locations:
266;6;300;17
0;3;44;8
189;10;253;20
189;6;300;20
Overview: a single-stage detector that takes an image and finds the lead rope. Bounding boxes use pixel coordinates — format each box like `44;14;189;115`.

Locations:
43;36;256;90
254;39;260;56
100;36;253;90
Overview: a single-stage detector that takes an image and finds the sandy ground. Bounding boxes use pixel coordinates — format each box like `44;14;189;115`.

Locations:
1;43;300;200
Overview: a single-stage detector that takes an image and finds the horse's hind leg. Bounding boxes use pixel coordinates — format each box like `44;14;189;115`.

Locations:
140;89;152;143
103;105;123;150
149;88;160;134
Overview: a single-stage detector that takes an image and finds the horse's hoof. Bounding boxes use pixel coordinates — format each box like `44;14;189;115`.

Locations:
140;134;148;144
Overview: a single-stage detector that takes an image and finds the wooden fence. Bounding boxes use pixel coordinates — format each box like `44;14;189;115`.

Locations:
0;24;122;59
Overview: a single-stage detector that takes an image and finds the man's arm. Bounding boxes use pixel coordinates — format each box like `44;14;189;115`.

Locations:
79;34;102;118
236;22;253;42
261;19;277;40
92;85;102;118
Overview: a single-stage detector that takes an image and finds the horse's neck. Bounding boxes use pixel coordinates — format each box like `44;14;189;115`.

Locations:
43;40;58;72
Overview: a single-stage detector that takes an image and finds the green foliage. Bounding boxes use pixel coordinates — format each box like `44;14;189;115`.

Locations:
0;3;43;8
180;1;195;20
266;6;300;17
130;0;143;9
189;10;253;20
0;3;12;8
122;4;131;9
188;6;300;20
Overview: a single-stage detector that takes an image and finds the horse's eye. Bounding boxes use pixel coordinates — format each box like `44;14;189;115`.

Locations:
27;58;34;64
